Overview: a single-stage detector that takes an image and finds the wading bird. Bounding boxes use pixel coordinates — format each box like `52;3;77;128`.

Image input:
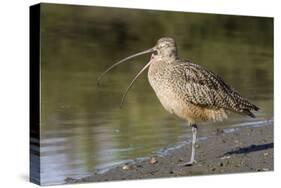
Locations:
97;37;259;166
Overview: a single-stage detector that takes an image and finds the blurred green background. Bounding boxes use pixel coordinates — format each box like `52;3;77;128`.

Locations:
39;3;273;185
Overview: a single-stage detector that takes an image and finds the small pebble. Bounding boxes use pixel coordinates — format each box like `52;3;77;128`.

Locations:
149;157;158;164
264;152;269;156
122;165;130;170
220;156;231;160
178;158;183;162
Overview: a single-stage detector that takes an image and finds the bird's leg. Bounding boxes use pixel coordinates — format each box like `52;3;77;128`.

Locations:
189;124;198;164
180;124;198;166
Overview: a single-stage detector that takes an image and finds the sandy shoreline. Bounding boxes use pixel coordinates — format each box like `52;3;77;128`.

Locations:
65;120;273;184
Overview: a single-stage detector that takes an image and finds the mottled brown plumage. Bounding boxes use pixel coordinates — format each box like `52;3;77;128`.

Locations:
148;38;258;124
98;37;259;166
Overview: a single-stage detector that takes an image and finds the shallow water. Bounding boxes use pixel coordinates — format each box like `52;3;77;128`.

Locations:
36;4;273;185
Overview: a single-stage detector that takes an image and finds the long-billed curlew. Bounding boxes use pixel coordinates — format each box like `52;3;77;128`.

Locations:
97;37;259;166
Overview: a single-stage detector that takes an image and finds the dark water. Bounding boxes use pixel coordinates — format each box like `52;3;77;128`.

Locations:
38;4;273;185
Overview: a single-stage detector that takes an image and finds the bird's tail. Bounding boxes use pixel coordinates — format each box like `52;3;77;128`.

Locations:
242;104;259;118
243;109;256;118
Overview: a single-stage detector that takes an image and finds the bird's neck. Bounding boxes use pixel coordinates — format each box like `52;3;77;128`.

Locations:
150;54;178;64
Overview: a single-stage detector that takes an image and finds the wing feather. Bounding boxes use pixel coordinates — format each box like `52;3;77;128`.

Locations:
172;61;258;116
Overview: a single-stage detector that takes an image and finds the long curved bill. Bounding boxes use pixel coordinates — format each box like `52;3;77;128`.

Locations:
97;47;156;85
120;61;151;108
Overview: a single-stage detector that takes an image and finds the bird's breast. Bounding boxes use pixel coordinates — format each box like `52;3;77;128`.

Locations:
148;61;175;115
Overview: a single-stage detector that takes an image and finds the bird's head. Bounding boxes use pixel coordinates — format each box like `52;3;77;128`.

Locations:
153;37;178;60
97;37;178;106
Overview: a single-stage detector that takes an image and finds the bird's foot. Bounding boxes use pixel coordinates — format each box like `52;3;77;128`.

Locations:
178;160;197;167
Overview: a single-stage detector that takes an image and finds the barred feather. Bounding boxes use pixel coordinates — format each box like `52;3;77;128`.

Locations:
171;61;258;117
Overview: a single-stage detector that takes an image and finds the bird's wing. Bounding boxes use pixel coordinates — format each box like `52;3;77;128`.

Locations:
173;62;258;116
